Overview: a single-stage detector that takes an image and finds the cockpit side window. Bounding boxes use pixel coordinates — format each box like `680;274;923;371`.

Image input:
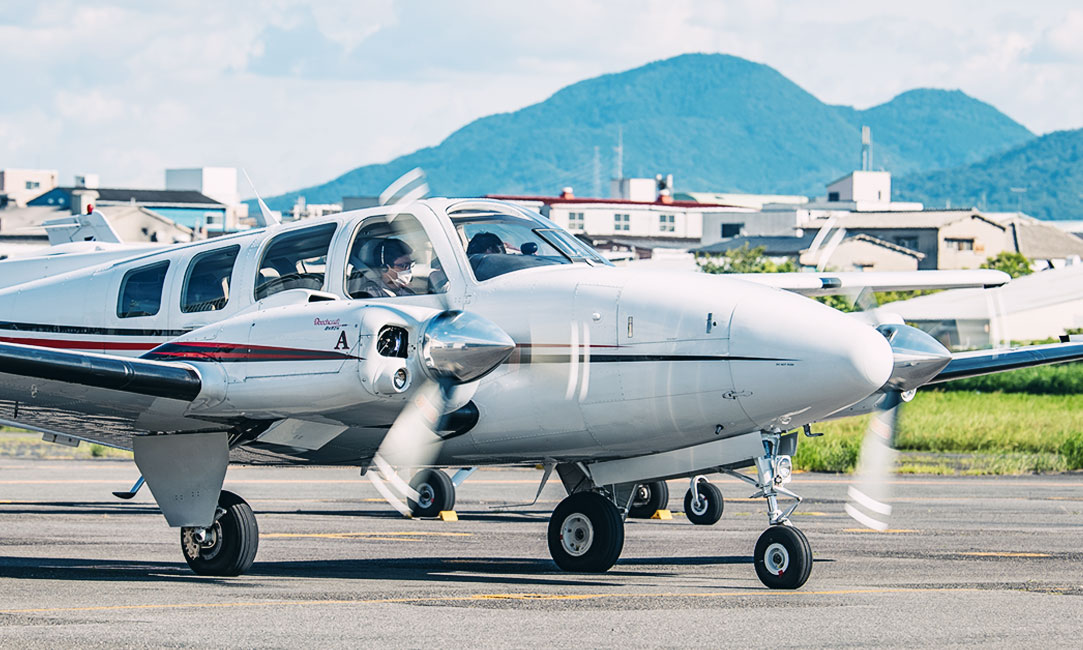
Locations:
254;223;337;301
344;213;448;299
182;245;240;313
449;207;610;282
117;261;169;318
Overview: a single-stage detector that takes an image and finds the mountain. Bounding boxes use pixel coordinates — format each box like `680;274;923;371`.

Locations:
894;129;1083;220
262;54;1035;210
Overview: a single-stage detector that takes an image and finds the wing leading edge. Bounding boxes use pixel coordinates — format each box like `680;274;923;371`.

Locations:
737;269;1011;297
927;341;1083;385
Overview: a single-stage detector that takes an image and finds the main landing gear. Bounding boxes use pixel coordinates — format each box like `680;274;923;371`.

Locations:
180;490;259;577
627;480;669;519
547;492;625;572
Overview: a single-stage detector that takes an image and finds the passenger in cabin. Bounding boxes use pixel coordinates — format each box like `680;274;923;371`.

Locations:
466;232;505;256
349;238;416;298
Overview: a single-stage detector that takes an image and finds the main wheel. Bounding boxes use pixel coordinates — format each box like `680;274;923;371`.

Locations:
408;469;455;518
628;480;670;519
683;480;724;525
754;524;812;589
181;490;259;577
547;492;625;572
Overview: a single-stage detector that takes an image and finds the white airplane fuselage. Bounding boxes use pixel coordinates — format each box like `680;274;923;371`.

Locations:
0;199;892;465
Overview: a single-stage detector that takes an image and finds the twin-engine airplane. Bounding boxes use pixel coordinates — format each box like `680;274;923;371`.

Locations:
2;198;1081;589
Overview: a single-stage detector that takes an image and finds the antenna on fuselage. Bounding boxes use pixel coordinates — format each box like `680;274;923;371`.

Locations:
242;168;280;227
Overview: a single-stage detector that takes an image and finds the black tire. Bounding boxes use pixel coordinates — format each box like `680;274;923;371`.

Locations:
683;480;724;525
181;490;259;577
628;481;670;519
408;469;455;518
754;524;813;590
547;492;625;572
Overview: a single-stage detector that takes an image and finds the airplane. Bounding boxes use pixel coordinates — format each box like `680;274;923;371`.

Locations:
2;197;1081;589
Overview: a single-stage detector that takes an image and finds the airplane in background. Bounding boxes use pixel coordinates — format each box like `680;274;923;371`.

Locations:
2;197;1081;589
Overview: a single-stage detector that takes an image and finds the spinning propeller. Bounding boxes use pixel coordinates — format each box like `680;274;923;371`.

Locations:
366;310;515;516
845;319;952;530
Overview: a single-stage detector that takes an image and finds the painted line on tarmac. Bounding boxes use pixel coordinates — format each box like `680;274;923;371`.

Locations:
0;587;986;615
842;529;920;534
263;531;470;540
958;552;1051;558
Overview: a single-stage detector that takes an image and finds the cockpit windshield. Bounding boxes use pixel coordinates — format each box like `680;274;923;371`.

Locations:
449;206;610;281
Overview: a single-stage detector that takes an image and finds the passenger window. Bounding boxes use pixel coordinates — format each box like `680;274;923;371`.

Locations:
254;223;337;300
344;213;448;298
181;246;240;313
117;261;169;318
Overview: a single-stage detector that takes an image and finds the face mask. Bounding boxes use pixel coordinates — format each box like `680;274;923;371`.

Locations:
394;271;413;287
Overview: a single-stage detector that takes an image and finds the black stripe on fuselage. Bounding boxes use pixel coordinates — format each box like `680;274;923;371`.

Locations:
517;353;790;364
0;320;188;337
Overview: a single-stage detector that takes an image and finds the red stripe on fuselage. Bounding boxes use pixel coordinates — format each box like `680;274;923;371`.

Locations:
0;336;160;351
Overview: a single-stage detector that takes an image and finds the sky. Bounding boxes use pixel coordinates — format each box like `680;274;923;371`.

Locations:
3;0;1083;197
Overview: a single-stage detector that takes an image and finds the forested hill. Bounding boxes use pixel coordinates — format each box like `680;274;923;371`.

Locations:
895;129;1083;220
263;53;1035;210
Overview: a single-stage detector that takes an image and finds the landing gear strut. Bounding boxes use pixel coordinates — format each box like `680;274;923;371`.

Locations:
722;431;811;589
547;492;624;572
408;469;455;518
181;490;258;576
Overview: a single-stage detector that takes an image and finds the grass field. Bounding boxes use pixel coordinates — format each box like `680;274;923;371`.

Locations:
795;391;1083;474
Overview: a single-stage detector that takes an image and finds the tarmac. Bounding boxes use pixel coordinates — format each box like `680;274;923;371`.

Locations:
1;457;1082;648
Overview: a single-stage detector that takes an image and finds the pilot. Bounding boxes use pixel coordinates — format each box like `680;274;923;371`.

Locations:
349;238;416;298
466;232;505;256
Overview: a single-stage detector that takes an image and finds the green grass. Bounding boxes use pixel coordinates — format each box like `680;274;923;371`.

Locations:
795;391;1083;474
933;362;1083;395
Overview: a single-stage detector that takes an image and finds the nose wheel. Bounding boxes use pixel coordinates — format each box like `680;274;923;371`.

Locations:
408;469;455;518
547;492;624;572
754;525;812;589
684;477;724;525
180;490;258;576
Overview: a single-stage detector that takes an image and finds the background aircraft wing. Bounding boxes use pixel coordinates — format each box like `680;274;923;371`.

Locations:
925;341;1083;385
0;341;221;451
734;269;1011;296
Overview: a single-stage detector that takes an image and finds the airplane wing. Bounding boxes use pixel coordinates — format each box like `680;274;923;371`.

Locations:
734;269;1011;297
926;341;1083;385
0;341;220;451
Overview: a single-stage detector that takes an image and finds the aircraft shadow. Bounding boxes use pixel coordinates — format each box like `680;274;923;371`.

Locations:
0;553;780;586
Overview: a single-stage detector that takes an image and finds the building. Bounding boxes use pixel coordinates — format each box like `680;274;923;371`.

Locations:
166;167;248;227
694;233;924;272
985;213;1083;269
27;187;227;233
815;171;922;212
488;188;748;253
802;210;1009;270
883;264;1083;348
0;169;59;207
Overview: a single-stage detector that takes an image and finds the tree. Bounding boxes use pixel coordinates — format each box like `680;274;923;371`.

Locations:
980;251;1032;278
696;244;797;274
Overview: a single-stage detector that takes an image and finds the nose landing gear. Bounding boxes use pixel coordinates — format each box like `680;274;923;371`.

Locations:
683;476;724;525
722;431;811;589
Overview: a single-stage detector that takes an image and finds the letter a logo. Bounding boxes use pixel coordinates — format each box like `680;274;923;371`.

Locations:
335;331;350;350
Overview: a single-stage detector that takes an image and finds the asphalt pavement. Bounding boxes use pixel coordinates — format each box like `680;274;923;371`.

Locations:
2;458;1082;648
